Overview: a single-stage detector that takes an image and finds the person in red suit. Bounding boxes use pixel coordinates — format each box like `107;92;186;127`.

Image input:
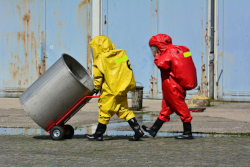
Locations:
142;34;197;139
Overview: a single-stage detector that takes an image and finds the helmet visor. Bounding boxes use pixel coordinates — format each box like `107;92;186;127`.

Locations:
150;45;159;55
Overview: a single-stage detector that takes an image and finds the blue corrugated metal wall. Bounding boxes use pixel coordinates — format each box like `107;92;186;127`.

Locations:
101;0;208;99
217;0;250;101
45;0;92;72
1;0;249;101
157;0;209;99
0;0;46;97
0;0;92;97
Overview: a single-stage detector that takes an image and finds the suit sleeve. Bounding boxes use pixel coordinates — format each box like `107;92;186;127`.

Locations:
154;54;171;70
93;64;104;90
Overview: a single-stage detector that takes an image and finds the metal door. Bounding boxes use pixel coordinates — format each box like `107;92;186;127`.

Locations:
216;0;250;101
102;0;160;99
101;0;208;99
157;0;209;99
0;0;46;97
45;0;92;74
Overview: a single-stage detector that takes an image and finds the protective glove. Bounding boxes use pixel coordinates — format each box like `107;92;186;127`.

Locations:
92;89;99;95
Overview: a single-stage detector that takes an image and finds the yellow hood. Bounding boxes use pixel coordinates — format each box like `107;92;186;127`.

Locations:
89;36;115;61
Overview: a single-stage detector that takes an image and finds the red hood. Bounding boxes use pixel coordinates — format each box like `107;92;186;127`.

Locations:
149;34;172;54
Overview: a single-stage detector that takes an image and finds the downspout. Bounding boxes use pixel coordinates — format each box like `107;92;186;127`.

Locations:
91;0;102;75
209;0;215;99
92;0;101;37
214;0;219;100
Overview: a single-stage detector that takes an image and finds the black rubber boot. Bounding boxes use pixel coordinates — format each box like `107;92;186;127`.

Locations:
142;118;164;138
86;123;107;141
128;118;144;141
175;122;194;139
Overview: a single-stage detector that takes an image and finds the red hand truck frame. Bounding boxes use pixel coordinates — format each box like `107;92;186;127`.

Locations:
48;95;99;140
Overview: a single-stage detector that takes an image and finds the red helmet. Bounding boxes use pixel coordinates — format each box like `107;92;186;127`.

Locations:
149;34;172;54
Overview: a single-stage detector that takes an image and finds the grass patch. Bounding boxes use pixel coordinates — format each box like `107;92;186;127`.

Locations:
133;111;150;115
209;98;250;103
150;112;158;116
204;132;250;136
222;101;250;104
221;132;250;136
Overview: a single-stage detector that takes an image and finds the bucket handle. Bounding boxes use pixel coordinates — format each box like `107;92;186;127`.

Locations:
136;82;143;86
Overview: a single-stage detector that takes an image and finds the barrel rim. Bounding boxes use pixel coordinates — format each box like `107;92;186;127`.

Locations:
61;53;93;90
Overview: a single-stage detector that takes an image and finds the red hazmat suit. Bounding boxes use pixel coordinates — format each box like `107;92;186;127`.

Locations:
149;34;197;123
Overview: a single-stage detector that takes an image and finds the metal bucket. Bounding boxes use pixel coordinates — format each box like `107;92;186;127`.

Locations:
19;54;94;131
131;82;144;110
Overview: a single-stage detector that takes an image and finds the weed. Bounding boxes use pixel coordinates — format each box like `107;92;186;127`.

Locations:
134;111;150;115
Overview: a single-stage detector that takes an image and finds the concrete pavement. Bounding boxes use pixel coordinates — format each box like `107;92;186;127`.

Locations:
0;98;250;134
0;135;249;167
0;98;250;167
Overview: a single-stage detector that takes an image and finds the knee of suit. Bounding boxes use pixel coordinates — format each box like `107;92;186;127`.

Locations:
98;108;115;125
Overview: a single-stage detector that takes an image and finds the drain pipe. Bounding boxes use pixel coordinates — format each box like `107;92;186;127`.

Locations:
209;0;215;99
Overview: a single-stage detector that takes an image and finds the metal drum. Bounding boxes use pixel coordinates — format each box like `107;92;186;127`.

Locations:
19;54;94;131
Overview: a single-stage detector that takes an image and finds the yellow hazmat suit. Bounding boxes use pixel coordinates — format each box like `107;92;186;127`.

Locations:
90;36;136;125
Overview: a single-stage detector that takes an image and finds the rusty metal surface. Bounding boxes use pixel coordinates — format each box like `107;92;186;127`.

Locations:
45;0;92;73
0;0;92;97
3;0;249;101
0;0;46;97
149;75;158;99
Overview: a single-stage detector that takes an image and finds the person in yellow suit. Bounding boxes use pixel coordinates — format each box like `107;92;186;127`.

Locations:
86;35;144;141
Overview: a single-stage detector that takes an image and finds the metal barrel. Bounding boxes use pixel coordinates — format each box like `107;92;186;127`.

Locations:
19;54;94;131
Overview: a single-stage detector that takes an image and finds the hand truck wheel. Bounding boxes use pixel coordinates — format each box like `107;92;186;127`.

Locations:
50;125;65;140
64;124;74;139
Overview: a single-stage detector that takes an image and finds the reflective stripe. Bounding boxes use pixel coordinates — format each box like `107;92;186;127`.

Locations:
183;51;191;58
115;55;128;64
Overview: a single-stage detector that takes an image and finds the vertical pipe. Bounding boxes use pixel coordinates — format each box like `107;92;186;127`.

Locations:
154;0;159;99
214;0;219;100
149;0;158;99
92;0;101;37
100;0;102;35
209;0;215;99
91;0;102;75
